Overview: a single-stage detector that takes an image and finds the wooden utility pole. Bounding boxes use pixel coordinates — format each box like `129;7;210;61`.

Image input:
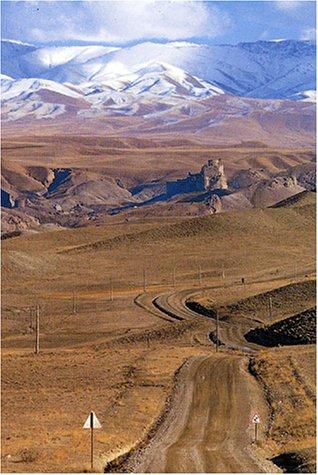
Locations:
143;269;147;293
269;297;273;320
35;305;40;354
222;264;225;280
109;277;113;302
198;265;202;286
72;288;76;314
216;310;219;352
29;307;33;331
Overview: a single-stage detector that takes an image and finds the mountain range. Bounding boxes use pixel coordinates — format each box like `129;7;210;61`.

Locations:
1;38;316;124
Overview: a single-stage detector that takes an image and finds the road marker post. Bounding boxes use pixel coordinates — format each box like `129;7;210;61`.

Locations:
252;413;260;442
83;411;102;471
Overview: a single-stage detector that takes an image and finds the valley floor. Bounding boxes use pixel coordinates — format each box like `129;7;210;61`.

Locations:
1;200;316;473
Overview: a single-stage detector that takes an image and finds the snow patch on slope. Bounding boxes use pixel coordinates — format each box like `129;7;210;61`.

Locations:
1;39;315;100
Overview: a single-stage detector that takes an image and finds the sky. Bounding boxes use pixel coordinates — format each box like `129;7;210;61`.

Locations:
1;0;316;47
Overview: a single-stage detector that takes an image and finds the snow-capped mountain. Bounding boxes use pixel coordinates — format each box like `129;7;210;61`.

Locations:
1;38;316;122
1;61;225;120
2;38;315;97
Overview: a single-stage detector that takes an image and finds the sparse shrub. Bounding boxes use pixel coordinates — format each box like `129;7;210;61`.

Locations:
19;448;39;463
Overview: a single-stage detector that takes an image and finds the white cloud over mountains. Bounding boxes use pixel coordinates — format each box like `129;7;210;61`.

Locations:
275;1;303;10
3;1;231;44
300;27;316;40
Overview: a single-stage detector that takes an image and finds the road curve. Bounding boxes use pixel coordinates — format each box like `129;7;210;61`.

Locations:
154;289;261;352
108;288;276;473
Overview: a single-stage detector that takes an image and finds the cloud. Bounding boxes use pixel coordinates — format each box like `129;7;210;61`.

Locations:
300;27;316;40
2;1;231;44
275;1;302;10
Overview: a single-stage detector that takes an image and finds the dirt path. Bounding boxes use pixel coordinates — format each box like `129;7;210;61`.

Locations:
133;355;271;473
107;288;278;473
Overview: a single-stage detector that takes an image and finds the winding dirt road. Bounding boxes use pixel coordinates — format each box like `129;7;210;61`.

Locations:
113;288;276;473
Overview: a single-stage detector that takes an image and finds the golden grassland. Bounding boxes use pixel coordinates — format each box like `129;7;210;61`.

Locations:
1;193;316;472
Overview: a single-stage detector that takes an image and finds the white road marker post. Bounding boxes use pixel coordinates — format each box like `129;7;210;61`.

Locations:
252;413;260;443
83;411;102;471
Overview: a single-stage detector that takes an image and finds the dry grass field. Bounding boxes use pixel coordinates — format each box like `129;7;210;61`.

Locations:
250;346;316;472
1;175;316;472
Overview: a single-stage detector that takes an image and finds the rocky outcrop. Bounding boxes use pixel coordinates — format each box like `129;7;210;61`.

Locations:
202;159;228;191
291;163;316;192
166;159;227;197
251;176;305;208
229;168;267;190
208;194;222;214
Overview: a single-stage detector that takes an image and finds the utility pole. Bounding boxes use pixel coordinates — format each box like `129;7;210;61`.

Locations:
222;264;225;280
173;266;176;288
143;269;147;293
109;277;113;302
35;304;40;354
29;307;33;331
269;297;273;320
216;309;219;352
294;263;297;281
72;288;76;314
198;265;202;286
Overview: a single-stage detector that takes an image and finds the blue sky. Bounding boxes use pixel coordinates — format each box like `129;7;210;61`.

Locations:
1;1;316;46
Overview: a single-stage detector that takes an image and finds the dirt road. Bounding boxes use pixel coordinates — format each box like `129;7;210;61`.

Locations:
110;289;276;473
132;355;269;472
